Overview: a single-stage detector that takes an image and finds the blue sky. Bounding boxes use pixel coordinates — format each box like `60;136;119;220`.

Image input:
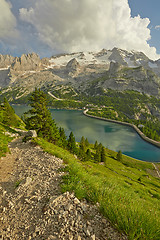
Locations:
0;0;160;60
129;0;160;55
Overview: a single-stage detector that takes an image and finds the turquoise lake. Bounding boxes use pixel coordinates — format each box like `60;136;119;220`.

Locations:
13;105;160;162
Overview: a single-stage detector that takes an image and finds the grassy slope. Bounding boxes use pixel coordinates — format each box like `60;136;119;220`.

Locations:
0;123;15;157
0;110;26;157
34;137;160;240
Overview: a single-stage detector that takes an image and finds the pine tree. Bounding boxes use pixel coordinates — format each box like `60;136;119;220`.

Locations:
94;148;101;162
85;148;91;161
101;146;106;162
2;98;15;126
94;140;98;149
78;148;86;161
67;131;77;154
59;127;67;148
97;143;103;152
1;98;24;128
117;150;122;161
78;136;89;160
85;138;89;147
80;136;85;151
24;88;60;142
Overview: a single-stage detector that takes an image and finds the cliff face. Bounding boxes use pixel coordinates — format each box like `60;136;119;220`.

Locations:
102;62;160;96
11;53;41;72
0;69;10;88
66;58;82;77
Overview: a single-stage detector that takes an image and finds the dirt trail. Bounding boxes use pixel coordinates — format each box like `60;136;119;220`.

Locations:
0;137;127;240
0;138;21;182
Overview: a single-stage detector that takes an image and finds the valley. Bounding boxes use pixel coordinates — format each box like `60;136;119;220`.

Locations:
13;106;160;162
0;88;160;240
0;47;160;145
1;1;160;239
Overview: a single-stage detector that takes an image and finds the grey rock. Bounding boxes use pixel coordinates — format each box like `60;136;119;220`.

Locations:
25;130;37;138
74;197;80;204
0;54;15;68
11;53;41;72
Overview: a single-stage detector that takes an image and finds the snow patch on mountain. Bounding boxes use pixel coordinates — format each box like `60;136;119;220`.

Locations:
48;48;160;73
49;50;113;68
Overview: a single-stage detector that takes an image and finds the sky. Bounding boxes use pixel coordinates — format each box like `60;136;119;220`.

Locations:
0;0;160;60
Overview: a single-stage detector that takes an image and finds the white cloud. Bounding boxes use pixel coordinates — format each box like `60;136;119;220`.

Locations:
0;0;18;40
18;0;159;60
155;25;160;30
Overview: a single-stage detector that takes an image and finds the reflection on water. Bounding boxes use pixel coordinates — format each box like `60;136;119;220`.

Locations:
13;106;160;162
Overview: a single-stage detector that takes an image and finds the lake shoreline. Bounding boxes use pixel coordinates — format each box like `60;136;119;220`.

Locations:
83;109;160;149
12;105;160;162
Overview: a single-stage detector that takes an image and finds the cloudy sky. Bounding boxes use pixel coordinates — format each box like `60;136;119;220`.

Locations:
0;0;160;60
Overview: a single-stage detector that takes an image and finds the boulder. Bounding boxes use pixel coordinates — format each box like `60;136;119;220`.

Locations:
26;130;37;138
23;130;37;142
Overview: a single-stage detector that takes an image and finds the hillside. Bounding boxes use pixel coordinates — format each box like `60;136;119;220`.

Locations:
1;134;159;239
0;136;128;240
0;132;160;239
0;98;26;158
0;97;160;240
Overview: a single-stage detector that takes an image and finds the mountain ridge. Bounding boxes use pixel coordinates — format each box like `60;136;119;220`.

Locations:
0;47;160;102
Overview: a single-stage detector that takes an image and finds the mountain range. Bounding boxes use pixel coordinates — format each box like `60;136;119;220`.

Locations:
0;47;160;102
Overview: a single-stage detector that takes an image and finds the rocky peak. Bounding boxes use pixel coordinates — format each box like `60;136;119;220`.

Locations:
66;58;80;70
66;58;81;77
109;48;127;65
11;53;41;71
95;48;109;57
108;61;123;74
20;53;40;64
0;54;15;68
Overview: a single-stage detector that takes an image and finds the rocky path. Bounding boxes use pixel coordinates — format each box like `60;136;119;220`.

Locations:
152;163;160;178
0;137;127;240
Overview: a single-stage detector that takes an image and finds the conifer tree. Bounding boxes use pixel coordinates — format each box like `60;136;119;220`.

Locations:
59;127;67;148
85;148;91;161
85;138;89;147
67;131;77;154
97;143;103;152
117;150;122;161
24;88;60;142
80;136;85;151
78;148;86;161
101;146;106;162
94;148;101;162
94;140;98;149
1;98;24;128
2;98;15;126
